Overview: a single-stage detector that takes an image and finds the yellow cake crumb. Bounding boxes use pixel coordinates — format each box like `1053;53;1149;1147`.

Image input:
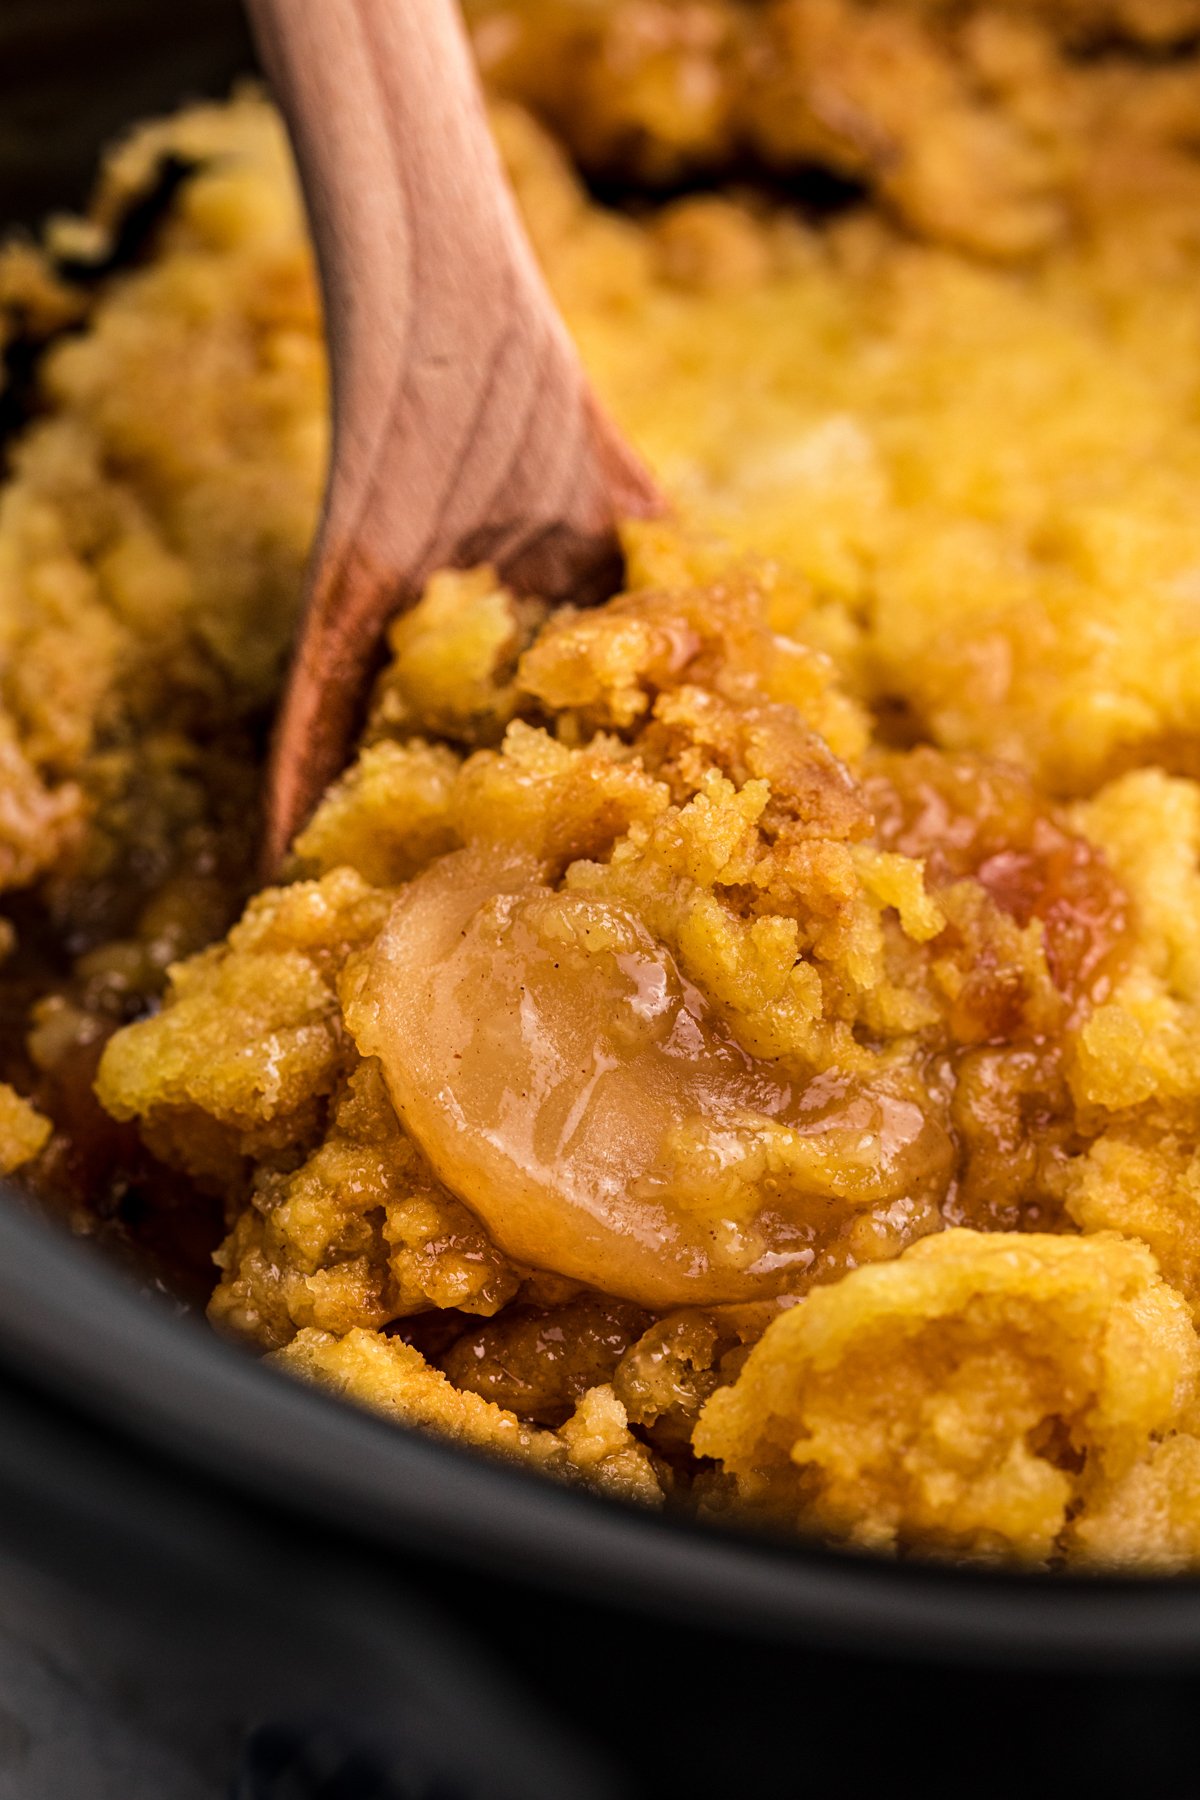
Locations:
0;1085;50;1177
694;1230;1200;1562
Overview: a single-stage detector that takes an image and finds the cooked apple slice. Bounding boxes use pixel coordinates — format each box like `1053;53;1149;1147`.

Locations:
349;848;951;1308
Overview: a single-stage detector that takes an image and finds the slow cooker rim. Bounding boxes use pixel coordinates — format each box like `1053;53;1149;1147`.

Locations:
3;1190;1200;1670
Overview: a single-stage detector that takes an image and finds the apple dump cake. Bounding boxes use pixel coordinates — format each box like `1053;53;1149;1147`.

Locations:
5;0;1200;1566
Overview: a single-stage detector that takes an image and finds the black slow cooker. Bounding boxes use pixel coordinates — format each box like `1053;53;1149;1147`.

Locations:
3;7;1200;1796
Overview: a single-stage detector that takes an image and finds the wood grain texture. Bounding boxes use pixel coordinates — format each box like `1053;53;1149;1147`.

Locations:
246;0;663;869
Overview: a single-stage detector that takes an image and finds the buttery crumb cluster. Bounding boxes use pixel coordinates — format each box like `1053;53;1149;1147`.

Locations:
6;0;1200;1567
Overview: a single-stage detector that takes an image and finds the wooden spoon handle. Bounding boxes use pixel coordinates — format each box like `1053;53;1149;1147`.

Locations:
246;0;661;866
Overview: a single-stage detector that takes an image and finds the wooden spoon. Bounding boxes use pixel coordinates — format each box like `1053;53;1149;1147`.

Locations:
245;0;663;872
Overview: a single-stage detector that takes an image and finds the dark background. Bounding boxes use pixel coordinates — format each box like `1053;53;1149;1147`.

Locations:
0;0;254;228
